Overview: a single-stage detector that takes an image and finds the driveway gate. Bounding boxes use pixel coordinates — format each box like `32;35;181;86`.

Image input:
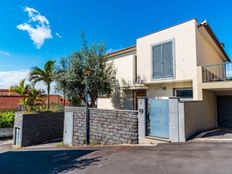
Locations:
147;98;170;139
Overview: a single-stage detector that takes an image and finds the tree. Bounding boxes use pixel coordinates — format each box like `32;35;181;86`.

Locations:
56;38;116;107
9;79;31;105
25;89;44;111
30;60;56;111
55;58;69;106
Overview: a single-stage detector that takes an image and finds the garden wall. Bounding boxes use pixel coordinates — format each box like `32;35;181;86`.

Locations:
65;107;138;145
0;128;13;138
13;112;64;147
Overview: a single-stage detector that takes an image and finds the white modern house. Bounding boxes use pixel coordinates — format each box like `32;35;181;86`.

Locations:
97;19;232;141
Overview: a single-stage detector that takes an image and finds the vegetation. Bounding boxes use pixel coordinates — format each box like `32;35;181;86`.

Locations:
10;79;30;105
9;35;116;110
30;60;56;111
10;80;45;112
55;38;116;107
55;58;69;106
25;89;44;111
0;111;15;128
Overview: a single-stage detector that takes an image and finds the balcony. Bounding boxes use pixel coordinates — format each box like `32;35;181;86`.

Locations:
202;63;232;82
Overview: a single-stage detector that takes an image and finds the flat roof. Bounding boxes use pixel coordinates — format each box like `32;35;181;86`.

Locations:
105;18;230;61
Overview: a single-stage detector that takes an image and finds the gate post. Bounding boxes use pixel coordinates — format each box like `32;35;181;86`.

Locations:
178;102;186;142
169;97;180;142
63;110;74;146
138;97;146;144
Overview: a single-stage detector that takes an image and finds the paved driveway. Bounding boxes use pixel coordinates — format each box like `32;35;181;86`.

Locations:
0;142;232;174
193;128;232;142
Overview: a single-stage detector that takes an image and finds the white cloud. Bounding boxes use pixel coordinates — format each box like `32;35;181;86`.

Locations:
0;70;30;89
17;7;52;49
55;32;62;38
0;50;11;56
0;69;56;94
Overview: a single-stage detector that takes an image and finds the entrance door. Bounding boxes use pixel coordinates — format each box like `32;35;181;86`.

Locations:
217;96;232;128
14;127;21;146
147;98;169;139
134;91;146;110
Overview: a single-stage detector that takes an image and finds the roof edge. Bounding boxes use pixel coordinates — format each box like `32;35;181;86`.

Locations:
198;21;230;62
137;18;198;40
104;45;136;58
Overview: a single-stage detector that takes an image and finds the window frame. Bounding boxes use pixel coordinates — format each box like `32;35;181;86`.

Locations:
173;88;193;99
151;39;176;80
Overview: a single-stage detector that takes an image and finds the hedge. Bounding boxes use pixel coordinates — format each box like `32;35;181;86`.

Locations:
0;111;15;128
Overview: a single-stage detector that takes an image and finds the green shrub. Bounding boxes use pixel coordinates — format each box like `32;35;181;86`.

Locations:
0;111;15;128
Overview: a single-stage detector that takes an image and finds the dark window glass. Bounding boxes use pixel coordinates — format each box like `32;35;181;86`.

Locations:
175;89;193;98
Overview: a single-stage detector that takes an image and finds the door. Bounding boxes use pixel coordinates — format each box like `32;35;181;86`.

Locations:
217;96;232;128
147;99;169;139
14;127;21;146
63;112;73;145
134;91;146;110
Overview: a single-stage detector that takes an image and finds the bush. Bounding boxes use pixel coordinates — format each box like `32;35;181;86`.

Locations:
0;111;15;128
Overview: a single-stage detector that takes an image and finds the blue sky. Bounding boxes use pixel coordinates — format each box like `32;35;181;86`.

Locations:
0;0;232;89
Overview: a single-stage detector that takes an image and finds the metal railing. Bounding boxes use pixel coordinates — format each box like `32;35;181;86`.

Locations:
202;63;232;82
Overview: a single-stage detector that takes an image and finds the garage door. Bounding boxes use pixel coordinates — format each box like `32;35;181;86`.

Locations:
217;96;232;128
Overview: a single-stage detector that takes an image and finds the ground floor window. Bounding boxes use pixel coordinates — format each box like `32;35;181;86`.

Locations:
173;88;193;99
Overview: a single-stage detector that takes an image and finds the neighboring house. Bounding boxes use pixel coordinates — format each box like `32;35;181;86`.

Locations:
0;89;69;110
97;19;232;140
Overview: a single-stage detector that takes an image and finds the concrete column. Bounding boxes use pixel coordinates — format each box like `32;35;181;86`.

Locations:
138;98;146;144
63;112;74;146
13;112;23;147
169;98;179;142
178;102;186;142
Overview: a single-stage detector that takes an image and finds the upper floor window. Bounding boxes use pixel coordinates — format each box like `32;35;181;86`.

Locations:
152;41;174;79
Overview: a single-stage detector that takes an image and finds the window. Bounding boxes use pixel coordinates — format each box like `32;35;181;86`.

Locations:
174;88;193;99
152;41;174;79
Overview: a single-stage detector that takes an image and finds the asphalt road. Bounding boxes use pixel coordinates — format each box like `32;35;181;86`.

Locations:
0;142;232;174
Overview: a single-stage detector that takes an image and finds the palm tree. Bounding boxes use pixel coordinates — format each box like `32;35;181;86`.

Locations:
26;89;44;111
30;60;56;111
9;79;31;105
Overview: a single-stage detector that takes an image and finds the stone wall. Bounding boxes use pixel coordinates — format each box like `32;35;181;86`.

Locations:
13;112;64;147
65;107;138;145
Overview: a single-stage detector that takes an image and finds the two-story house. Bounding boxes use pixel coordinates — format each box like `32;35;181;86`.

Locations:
97;19;232;140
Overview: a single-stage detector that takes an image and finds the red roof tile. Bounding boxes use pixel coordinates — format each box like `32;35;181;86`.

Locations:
0;91;70;110
0;96;21;110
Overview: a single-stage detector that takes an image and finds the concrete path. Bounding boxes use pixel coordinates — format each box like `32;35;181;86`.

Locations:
0;142;232;174
0;139;12;153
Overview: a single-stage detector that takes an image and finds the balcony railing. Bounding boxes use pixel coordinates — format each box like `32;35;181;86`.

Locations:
202;63;232;82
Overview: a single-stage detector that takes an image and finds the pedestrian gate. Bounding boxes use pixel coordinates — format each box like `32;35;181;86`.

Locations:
147;98;169;139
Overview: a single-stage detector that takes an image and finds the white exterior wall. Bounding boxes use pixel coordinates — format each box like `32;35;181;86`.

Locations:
107;51;136;86
136;19;200;99
98;51;136;109
97;98;114;109
183;90;217;138
147;81;192;98
98;19;229;110
196;28;225;66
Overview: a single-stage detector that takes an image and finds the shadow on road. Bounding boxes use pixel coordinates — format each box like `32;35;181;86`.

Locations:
0;149;100;174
